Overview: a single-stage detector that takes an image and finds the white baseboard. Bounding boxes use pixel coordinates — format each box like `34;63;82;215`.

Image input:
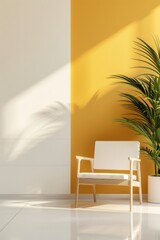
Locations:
0;194;147;200
0;194;70;200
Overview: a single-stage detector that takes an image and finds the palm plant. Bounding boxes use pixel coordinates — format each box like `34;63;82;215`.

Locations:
112;37;160;175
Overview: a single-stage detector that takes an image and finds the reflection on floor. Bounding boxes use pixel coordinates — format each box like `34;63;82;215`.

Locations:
0;198;160;239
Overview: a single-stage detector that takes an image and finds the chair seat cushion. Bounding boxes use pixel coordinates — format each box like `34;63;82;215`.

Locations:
78;172;136;180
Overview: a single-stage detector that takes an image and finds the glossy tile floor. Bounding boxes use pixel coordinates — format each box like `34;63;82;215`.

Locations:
0;198;160;239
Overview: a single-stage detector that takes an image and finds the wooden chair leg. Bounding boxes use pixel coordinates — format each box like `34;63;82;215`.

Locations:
130;181;133;212
75;179;79;208
92;185;96;202
139;184;142;205
137;161;142;205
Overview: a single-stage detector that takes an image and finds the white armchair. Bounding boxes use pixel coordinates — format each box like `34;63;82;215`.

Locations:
75;141;142;211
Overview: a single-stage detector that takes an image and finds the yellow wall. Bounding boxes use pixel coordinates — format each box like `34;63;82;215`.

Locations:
71;0;160;194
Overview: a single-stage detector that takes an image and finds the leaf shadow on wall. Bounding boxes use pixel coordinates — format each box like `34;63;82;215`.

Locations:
4;102;70;166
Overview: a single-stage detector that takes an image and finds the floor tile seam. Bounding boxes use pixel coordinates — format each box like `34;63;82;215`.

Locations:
0;200;29;233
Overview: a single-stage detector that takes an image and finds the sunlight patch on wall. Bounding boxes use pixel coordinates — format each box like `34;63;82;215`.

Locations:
2;63;70;139
72;21;137;107
132;5;160;41
150;5;160;33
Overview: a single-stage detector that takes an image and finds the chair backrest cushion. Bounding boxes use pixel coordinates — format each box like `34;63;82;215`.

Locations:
94;141;140;170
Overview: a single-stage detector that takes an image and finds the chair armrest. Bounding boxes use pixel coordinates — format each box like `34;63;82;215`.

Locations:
128;157;141;181
76;156;94;161
128;157;141;162
76;156;94;174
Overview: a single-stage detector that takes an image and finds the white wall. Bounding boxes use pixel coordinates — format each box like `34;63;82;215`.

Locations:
0;0;70;194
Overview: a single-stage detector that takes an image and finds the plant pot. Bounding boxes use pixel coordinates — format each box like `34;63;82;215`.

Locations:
148;175;160;203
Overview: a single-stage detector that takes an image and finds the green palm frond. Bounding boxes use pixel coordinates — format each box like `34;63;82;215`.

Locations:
117;117;153;142
112;74;150;96
133;38;160;75
153;36;160;59
141;146;160;174
120;93;153;121
141;146;155;159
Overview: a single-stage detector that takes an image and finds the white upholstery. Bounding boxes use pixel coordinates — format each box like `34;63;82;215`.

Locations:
78;172;137;180
94;141;140;170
